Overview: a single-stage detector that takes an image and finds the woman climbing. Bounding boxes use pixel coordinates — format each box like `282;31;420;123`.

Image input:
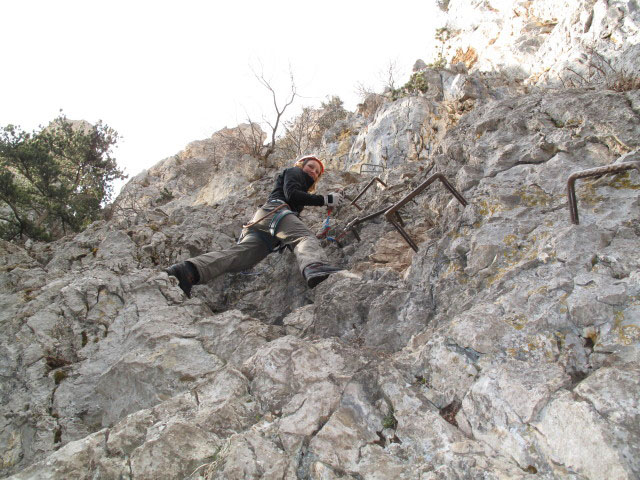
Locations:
165;155;344;297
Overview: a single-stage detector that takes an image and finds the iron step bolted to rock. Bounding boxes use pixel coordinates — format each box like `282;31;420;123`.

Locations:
567;161;640;225
335;171;468;251
316;176;391;242
359;163;386;174
349;176;388;210
333;176;397;243
384;172;468;252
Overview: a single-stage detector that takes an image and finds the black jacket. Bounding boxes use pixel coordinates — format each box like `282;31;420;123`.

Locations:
267;167;324;213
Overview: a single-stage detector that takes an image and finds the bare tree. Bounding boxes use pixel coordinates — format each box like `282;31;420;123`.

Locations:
558;48;640;92
279;107;321;158
217;122;266;158
317;96;347;131
278;96;347;159
216;65;297;162
355;81;375;101
379;59;400;92
253;65;297;161
108;185;146;227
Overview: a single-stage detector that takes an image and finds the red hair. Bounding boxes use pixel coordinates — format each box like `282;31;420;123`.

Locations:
294;155;324;173
293;155;324;193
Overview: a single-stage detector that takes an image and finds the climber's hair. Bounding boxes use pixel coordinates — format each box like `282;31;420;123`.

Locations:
293;155;324;193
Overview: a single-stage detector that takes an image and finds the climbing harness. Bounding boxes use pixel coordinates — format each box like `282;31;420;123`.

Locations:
239;200;296;254
269;208;297;236
242;200;290;229
238;229;280;253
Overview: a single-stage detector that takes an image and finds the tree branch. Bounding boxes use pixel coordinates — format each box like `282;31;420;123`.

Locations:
251;64;298;160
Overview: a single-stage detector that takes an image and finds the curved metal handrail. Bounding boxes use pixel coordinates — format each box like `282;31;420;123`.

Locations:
567;161;640;224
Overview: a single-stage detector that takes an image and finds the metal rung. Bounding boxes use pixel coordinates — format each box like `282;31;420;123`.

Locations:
567;161;640;225
338;205;391;242
350;177;388;211
337;206;407;244
384;173;468;252
359;163;385;174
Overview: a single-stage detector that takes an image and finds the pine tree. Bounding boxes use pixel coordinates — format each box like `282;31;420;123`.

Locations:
0;114;126;242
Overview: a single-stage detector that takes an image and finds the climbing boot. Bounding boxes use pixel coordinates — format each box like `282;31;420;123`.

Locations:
165;261;200;298
303;263;344;289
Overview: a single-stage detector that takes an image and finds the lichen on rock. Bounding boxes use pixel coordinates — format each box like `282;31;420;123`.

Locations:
3;2;640;478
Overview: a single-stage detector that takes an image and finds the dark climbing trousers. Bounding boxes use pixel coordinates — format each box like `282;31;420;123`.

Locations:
187;202;328;283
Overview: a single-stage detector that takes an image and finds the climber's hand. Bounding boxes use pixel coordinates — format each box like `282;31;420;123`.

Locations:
323;192;343;207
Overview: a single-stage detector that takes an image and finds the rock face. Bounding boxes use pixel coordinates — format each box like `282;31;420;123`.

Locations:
344;72;524;173
2;3;640;479
438;0;640;86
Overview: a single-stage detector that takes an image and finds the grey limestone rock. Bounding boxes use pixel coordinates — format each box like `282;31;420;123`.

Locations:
2;7;640;476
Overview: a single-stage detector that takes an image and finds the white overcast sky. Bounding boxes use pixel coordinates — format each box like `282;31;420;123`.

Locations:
1;1;443;194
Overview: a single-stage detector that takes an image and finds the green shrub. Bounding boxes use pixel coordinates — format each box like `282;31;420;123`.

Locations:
0;114;125;242
382;411;398;429
390;71;432;100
